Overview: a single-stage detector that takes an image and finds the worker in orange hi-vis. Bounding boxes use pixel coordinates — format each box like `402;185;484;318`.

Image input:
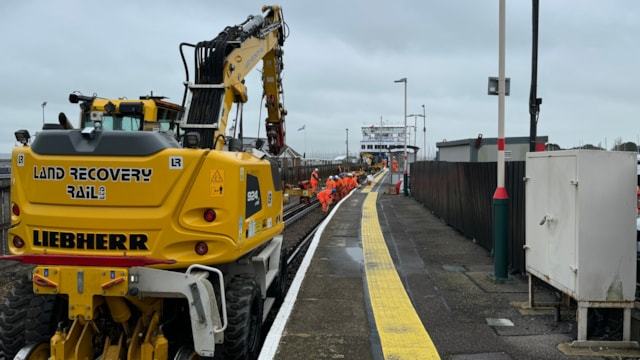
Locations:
391;157;398;172
347;173;357;192
343;173;352;193
333;175;343;200
325;176;336;192
317;188;336;213
339;173;349;197
310;168;320;195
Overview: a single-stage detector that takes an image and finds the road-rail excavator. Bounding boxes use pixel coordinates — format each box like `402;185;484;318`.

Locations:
0;5;288;360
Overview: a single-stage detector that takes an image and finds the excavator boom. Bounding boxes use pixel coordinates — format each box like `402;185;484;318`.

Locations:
179;5;287;155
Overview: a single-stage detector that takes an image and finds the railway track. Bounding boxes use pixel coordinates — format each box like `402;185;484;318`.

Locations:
283;197;320;226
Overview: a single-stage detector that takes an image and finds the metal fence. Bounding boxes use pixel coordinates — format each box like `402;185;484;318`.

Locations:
410;161;527;274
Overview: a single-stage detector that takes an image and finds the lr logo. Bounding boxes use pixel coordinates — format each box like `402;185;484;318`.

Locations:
169;156;183;169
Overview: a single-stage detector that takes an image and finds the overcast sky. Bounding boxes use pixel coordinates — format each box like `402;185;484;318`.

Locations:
1;0;639;158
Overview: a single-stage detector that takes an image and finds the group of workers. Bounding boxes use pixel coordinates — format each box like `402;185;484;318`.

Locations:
310;168;361;213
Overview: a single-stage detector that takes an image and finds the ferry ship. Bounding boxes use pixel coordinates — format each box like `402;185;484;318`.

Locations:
359;124;418;171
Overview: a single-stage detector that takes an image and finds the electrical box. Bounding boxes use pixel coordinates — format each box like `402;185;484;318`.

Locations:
525;150;637;302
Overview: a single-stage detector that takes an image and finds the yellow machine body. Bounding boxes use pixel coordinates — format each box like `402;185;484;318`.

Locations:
10;142;283;268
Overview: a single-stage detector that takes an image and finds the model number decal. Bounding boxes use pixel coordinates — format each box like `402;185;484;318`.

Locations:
247;190;260;204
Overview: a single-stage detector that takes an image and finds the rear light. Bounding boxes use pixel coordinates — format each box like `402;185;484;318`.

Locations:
203;209;216;222
195;242;208;255
12;236;25;248
11;203;19;216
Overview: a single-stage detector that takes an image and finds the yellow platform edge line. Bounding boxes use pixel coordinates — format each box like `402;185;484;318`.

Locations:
361;192;441;360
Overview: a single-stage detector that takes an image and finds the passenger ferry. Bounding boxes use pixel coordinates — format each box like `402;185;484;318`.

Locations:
359;124;418;171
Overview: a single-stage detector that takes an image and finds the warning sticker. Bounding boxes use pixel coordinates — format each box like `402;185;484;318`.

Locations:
210;169;224;197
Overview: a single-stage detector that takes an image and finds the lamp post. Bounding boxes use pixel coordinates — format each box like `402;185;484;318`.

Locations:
345;128;349;171
407;113;425;160
394;77;408;196
41;101;47;124
422;104;426;160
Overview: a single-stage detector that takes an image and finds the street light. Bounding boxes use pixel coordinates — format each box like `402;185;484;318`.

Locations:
41;101;47;124
394;77;408;196
407;112;425;160
422;104;426;160
345;128;349;171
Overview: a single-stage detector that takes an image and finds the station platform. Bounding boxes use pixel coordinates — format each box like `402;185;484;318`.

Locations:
259;170;640;360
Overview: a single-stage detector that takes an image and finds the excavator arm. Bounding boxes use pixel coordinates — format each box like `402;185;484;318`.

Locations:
180;5;287;155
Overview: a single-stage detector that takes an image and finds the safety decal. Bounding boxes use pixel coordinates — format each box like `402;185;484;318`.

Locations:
210;169;224;197
17;154;24;167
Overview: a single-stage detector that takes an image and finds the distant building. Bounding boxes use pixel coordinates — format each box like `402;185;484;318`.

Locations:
436;135;548;162
241;136;302;166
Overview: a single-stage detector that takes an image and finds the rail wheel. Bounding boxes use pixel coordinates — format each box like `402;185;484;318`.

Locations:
0;275;34;359
174;346;200;360
13;342;49;360
223;274;263;360
267;247;288;304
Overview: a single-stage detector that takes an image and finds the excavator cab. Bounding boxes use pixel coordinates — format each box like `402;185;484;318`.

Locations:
65;92;183;135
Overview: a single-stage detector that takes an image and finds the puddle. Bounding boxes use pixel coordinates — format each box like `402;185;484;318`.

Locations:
345;246;363;262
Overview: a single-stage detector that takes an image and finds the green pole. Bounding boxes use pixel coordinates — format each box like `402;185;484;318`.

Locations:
493;189;509;279
403;170;408;196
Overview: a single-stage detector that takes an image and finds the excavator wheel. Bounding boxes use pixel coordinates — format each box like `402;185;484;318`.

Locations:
25;294;68;346
223;274;263;360
0;275;34;359
266;247;288;304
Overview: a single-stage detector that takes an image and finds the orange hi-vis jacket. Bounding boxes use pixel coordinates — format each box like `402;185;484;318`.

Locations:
317;188;332;203
326;178;336;191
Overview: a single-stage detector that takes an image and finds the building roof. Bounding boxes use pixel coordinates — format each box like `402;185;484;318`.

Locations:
436;136;548;148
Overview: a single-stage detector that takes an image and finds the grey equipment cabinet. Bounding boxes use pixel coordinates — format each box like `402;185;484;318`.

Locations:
525;150;638;347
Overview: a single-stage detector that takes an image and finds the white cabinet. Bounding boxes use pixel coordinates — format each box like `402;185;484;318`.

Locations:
525;150;636;302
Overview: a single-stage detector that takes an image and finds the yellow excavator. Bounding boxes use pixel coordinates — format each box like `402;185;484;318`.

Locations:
1;5;288;360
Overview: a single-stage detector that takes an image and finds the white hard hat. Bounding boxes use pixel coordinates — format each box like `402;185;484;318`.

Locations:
314;168;319;171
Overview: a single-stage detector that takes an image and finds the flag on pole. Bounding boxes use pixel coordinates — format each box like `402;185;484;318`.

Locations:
297;125;305;131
